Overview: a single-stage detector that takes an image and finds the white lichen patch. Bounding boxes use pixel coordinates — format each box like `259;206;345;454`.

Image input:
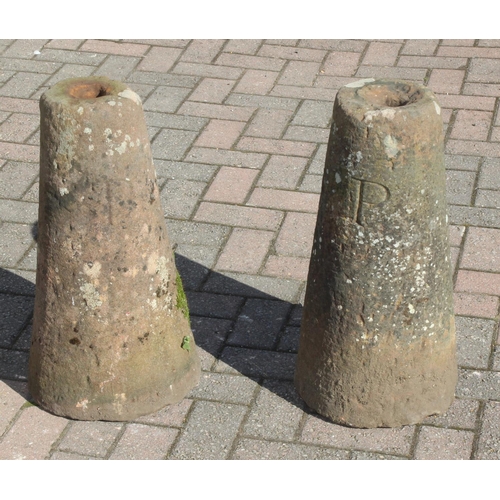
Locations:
77;107;84;115
89;145;94;151
433;101;441;115
80;282;102;309
107;100;116;106
84;127;92;134
59;187;69;196
383;135;399;159
76;399;88;409
115;141;127;155
335;173;341;184
118;88;142;106
83;261;102;279
345;78;375;88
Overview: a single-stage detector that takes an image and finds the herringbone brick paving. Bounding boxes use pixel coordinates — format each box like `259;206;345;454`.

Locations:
1;39;500;460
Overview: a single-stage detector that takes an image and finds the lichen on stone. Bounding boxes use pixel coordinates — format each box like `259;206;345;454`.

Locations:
175;273;189;320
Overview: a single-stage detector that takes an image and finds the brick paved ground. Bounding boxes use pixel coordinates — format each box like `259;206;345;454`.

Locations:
1;39;500;460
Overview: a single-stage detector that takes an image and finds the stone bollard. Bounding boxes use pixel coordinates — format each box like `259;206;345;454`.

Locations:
295;79;457;428
29;77;200;421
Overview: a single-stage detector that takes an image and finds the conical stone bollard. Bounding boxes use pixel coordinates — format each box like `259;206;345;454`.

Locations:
29;77;200;421
295;79;457;428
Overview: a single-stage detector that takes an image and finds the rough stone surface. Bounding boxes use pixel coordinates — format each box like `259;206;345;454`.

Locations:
28;77;200;421
295;79;457;428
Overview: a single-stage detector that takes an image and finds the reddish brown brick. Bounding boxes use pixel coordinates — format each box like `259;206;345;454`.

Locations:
455;270;500;295
451;110;493;141
274;211;316;257
80;40;148;57
428;69;465;94
0;142;38;162
248;187;320;212
322;51;361;76
194;202;283;230
0;406;68;460
454;293;499;318
237;137;315;157
195;119;246;149
437;94;495;111
415;427;474;460
215;228;274;273
204;166;258;203
278;61;321;86
245;108;293;138
461;227;500;272
362;42;401;66
401;39;439;55
258;44;325;61
188;78;235;103
450;225;466;246
187;147;267;169
263;255;309;281
174;62;243;80
446;139;500;157
234;69;279;94
438;46;500;58
179;101;256;121
137;46;182;72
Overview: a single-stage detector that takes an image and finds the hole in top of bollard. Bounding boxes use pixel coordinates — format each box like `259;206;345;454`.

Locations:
68;82;112;99
358;82;423;109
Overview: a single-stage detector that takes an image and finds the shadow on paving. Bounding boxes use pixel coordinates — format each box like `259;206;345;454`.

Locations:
0;253;310;414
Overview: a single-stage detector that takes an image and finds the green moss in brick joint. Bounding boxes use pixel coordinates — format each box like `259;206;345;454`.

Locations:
175;272;190;321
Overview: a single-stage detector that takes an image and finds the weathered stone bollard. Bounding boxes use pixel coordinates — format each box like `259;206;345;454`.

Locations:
29;77;200;421
295;79;457;428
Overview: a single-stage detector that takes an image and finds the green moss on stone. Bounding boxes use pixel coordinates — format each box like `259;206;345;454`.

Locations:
176;272;190;320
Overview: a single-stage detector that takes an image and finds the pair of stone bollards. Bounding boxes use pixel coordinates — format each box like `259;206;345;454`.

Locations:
29;77;456;427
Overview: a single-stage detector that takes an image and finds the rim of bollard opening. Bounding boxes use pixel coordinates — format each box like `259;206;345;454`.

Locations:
67;81;113;99
357;81;424;109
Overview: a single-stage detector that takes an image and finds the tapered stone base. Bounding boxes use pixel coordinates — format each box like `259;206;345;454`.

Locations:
29;77;200;421
295;79;457;428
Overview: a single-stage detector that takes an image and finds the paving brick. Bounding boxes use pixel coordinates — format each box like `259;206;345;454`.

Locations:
451;110;493;141
428;69;465;94
238;137;315;157
203;166;257;203
300;414;415;456
278;325;300;353
446;154;481;171
478;158;500;188
173;62;243;80
46;63;96;86
1;39;48;58
355;66;427;82
181;40;225;63
187;147;267;168
455;270;500;295
228;298;291;349
461;227;500;272
0;113;39;143
0;72;48;98
467;58;500;83
299;174;323;193
58;421;123;458
242;379;304;441
248;187;318;214
398;56;467;69
0;57;61;74
292;100;333;128
0;141;44;162
0;198;38;223
401;39;439;55
144;111;207;131
195;120;246;149
189;372;258;404
274;212;317;260
476;401;500;459
123;39;189;48
475;189;500;208
257;155;307;189
456;369;500;400
224;40;262;55
415;427;474;460
245;108;293;139
93;55;140;80
438;94;496;111
0;348;28;380
278;61;321;86
351;451;407;460
0;223;33;267
37;48;106;66
0;405;68;459
154;160;216;182
232;438;349;459
0;162;38;199
134;399;193;427
178;101;256;121
109;424;178;460
151;128;198;160
216;53;285;71
455;316;496;369
299;40;366;52
446;170;476;205
166;219;229;247
263;255;310;281
447;140;500;158
0;380;28;436
215;228;274;273
321;51;360;77
284;125;329;144
0;294;34;347
362;42;401;66
128;71;199;88
44;39;84;50
188;78;235;103
258;44;325;62
214;346;296;380
233;69;279;94
454;293;499;318
186;291;244;319
143;86;192;113
194;202;283;230
22;181;39;203
80;39;148;57
170;401;247;459
424;398;480;430
228;94;300;113
137;46;182;72
442;39;475;46
438;46;500;58
160;179;205;219
270;85;338;102
463;83;500;96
